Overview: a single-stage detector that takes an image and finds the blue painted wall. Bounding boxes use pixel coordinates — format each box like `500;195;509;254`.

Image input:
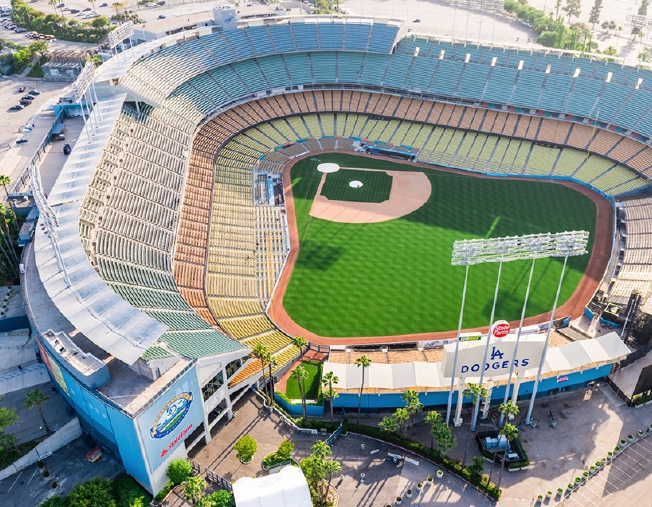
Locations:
275;393;325;417
332;364;613;410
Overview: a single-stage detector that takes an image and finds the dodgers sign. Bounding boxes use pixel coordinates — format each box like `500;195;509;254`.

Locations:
441;334;545;378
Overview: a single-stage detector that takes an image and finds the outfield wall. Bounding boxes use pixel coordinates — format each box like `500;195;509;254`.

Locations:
332;363;613;411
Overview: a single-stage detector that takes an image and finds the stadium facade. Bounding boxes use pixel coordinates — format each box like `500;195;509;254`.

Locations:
22;15;652;493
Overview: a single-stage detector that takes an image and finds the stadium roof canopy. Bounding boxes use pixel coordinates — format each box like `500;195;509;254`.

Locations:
324;333;629;390
33;94;168;366
233;465;312;507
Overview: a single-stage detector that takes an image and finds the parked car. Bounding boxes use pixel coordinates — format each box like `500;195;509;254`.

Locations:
28;89;40;95
18;86;26;93
14;27;26;33
22;95;34;101
56;2;65;7
9;105;23;111
145;2;157;6
69;8;79;13
157;14;165;18
157;0;165;4
82;6;91;11
16;138;28;144
19;100;31;106
99;2;108;6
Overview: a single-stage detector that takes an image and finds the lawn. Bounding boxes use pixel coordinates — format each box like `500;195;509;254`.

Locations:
285;360;322;400
282;153;598;337
320;168;393;203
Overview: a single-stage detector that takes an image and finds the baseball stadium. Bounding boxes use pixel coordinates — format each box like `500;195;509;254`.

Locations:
21;11;652;494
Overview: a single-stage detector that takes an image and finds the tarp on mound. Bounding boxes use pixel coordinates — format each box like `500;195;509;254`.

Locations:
232;465;311;507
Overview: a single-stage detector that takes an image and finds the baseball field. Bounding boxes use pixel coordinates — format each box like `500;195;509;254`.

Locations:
275;153;601;340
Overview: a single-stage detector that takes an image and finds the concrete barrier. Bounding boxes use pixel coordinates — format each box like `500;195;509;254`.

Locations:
0;417;82;481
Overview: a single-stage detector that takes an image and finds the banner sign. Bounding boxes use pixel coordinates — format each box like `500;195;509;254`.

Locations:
136;368;204;472
557;375;569;383
491;320;511;338
441;335;545;378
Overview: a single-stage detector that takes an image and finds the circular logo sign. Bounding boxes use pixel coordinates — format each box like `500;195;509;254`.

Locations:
150;391;193;439
491;320;511;338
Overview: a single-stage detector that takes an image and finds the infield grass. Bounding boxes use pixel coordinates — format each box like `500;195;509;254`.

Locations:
283;153;597;337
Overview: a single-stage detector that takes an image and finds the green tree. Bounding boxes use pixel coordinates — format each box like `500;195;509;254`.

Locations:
467;455;484;478
291;365;308;420
401;389;423;433
300;441;341;507
555;0;562;18
198;490;235;507
266;355;277;403
24;389;51;435
252;343;271;401
276;439;294;460
393;407;410;436
321;371;339;422
0;396;18;452
424;411;442;449
491;401;520;483
589;0;602;28
497;423;519;491
40;496;68;507
379;414;399;434
183;475;206;505
291;335;308;354
234;435;257;463
562;0;581;23
167;459;192;485
354;355;371;425
462;383;487;465
67;478;116;507
431;419;456;454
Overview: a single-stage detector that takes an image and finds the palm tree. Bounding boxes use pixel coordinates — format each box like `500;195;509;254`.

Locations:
490;402;520;483
402;389;423;433
322;458;342;502
354;355;371;425
252;343;271;401
0;176;14;217
462;383;487;465
424;411;442;449
291;365;308;420
25;389;51;435
321;371;339;422
267;355;277;402
497;423;519;492
379;415;399;434
0;205;18;278
291;335;308;356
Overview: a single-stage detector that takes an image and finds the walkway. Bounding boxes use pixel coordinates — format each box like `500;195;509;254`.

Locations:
190;393;492;506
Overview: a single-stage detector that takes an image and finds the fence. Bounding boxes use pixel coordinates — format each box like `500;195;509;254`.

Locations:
187;458;232;493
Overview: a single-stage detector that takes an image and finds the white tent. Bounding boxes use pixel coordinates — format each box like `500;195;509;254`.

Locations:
232;465;312;507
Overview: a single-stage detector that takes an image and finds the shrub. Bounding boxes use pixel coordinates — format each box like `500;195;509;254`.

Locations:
154;481;174;501
198;490;235;507
167;459;192;485
234;435;257;463
66;478;116;507
183;476;206;504
112;474;150;507
262;439;295;469
40;497;67;507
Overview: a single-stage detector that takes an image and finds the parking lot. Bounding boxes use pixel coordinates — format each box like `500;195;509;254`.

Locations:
559;435;652;506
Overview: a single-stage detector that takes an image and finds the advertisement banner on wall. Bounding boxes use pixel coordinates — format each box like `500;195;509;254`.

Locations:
136;368;204;472
36;339;69;395
441;335;545;378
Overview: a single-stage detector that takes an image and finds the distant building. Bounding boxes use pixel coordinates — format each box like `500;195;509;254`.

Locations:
42;50;91;82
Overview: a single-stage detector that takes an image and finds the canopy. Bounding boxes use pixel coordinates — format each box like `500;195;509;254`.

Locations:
324;332;630;390
232;465;312;507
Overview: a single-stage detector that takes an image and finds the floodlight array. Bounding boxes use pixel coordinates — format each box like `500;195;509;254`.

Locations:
72;62;95;103
452;231;589;266
107;21;134;49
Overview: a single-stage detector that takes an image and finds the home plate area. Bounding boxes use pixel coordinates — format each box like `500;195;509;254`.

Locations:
309;166;432;224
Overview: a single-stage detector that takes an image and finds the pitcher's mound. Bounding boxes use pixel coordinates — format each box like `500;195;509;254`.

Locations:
310;168;432;224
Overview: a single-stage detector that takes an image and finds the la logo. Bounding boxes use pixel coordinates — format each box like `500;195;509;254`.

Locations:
490;346;504;361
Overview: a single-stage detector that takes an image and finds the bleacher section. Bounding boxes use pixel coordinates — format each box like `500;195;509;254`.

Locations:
79;23;652;388
611;198;652;302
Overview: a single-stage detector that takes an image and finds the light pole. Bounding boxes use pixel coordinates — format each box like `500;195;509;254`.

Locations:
525;231;589;425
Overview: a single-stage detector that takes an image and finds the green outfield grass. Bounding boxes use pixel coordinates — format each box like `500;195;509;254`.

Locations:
285;360;322;400
282;153;597;337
